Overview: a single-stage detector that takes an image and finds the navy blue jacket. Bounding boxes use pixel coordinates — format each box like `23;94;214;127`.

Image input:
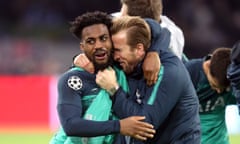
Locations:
57;69;120;137
57;19;173;143
112;19;201;144
227;41;240;114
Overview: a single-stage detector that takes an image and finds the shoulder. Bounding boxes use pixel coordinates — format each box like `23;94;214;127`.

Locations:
58;68;92;91
161;57;188;80
185;59;202;68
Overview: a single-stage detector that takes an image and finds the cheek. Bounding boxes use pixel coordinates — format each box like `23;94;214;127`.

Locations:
83;48;94;60
105;40;112;47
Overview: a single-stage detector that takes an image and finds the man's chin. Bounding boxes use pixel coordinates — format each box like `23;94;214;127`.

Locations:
123;67;130;74
94;62;112;72
123;66;134;74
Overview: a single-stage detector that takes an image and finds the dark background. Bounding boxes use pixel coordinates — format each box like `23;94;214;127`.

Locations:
0;0;239;74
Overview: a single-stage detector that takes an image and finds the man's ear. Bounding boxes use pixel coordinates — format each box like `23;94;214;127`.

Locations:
203;60;211;74
206;60;210;68
80;43;84;52
136;43;145;56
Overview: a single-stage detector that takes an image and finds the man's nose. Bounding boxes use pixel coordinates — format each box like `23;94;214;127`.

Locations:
94;39;103;49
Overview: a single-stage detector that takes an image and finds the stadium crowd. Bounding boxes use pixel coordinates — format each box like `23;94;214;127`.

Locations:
0;0;239;75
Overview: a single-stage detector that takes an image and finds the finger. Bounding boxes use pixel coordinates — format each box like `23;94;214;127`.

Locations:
86;63;94;74
154;72;158;81
73;55;81;65
146;80;154;86
133;134;147;141
148;72;158;86
132;116;154;128
137;130;155;139
78;54;89;63
145;72;156;86
144;72;151;81
136;121;154;129
150;72;158;82
136;126;155;134
133;116;146;121
79;53;88;60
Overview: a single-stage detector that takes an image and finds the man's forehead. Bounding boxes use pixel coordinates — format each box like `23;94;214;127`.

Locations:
82;24;109;38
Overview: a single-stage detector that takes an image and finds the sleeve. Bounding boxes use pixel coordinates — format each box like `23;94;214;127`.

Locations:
160;15;185;59
227;41;240;114
69;54;80;68
57;71;120;137
184;59;202;89
227;62;240;114
144;18;171;54
112;65;186;128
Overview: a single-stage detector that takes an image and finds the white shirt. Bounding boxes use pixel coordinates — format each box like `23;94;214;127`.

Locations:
111;12;185;60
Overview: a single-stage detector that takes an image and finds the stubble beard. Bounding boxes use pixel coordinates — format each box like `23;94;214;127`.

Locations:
93;54;113;73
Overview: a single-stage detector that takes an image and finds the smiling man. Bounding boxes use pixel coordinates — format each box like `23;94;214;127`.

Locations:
96;16;201;144
50;11;155;144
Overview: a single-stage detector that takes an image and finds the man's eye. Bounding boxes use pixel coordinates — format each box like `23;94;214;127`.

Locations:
100;36;108;41
86;39;95;45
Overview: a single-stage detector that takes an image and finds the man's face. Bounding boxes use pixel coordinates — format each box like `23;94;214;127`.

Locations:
112;30;143;74
206;63;226;94
80;24;112;71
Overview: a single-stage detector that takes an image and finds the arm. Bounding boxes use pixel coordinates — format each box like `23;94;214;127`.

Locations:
184;59;203;89
96;63;184;129
57;71;118;137
142;19;171;86
74;51;160;86
74;52;160;86
142;52;160;86
145;18;171;53
73;54;94;73
227;41;240;113
58;70;155;139
73;19;171;86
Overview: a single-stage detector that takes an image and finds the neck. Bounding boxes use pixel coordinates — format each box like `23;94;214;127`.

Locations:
203;60;210;75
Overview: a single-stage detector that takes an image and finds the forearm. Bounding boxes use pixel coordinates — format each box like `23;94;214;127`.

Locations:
144;19;170;53
112;86;175;128
228;41;240;113
58;104;120;137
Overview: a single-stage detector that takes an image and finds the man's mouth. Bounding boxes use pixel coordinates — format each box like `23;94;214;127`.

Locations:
119;61;125;67
95;51;107;60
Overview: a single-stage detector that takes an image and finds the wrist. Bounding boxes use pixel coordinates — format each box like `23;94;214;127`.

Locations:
108;84;119;96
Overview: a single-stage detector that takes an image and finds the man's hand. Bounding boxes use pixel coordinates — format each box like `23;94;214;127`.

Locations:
142;52;160;86
96;67;119;94
74;53;94;73
120;116;155;141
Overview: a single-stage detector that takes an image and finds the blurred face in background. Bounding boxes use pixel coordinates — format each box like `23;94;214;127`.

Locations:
205;60;227;94
206;69;226;94
80;24;113;71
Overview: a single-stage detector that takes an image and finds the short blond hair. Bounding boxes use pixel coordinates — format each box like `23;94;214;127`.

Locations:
111;16;151;51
